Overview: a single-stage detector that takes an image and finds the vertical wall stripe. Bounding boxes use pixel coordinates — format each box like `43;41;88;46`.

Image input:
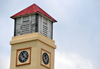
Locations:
41;16;43;34
35;14;39;32
14;18;16;36
20;17;23;35
51;22;53;39
47;20;49;38
29;15;31;33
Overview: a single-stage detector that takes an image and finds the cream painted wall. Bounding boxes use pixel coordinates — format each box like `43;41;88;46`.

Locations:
10;33;56;69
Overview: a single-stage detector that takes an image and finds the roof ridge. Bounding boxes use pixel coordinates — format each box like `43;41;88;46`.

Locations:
11;3;57;22
34;4;39;12
36;5;53;18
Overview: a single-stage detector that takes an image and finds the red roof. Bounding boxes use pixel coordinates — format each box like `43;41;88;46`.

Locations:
11;3;57;22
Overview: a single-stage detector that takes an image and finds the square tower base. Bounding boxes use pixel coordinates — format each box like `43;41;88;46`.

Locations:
10;33;56;69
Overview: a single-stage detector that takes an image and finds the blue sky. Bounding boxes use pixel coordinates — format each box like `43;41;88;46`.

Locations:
0;0;100;69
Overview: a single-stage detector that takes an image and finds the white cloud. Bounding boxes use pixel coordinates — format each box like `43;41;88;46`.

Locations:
55;51;94;69
0;0;100;69
0;52;10;69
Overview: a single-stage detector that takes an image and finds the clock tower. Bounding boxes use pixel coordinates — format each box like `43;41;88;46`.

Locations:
10;3;57;69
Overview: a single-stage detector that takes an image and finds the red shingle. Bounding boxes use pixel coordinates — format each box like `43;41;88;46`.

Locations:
11;3;57;22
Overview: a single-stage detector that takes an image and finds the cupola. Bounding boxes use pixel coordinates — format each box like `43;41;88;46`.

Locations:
11;3;57;39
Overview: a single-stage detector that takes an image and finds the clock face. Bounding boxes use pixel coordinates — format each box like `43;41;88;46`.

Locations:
19;51;29;63
42;53;49;65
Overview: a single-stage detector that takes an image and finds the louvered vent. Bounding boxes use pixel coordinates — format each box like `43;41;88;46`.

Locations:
31;15;35;33
21;16;30;35
48;21;52;38
22;21;30;34
43;18;48;37
16;18;21;36
15;14;53;39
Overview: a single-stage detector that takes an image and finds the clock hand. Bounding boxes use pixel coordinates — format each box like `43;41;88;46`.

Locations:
20;55;24;60
23;53;27;58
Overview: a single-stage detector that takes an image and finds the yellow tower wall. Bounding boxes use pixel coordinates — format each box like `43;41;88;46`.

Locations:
10;33;56;69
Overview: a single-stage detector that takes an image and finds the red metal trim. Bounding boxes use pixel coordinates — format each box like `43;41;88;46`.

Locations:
10;3;57;22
